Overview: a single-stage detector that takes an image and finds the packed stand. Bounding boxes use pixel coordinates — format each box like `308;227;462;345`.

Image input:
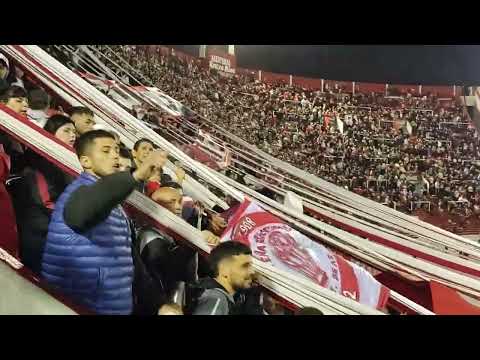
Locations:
0;51;308;315
93;46;480;225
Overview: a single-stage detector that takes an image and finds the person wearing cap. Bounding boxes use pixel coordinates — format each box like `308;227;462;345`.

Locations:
13;115;76;274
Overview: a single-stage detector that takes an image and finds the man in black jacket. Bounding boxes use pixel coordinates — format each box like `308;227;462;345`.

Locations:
140;183;198;313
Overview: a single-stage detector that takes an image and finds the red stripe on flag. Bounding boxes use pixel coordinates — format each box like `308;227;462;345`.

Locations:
222;198;251;241
334;254;360;302
377;284;390;309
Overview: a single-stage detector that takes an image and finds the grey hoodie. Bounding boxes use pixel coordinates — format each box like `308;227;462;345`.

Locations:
192;279;234;315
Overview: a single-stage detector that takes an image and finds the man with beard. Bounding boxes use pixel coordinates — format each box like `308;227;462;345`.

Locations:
192;241;258;315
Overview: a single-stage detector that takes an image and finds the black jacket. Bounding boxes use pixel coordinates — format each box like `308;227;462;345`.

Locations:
12;151;73;274
132;227;198;315
0;132;26;175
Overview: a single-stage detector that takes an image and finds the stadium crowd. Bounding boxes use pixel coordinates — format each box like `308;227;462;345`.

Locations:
1;45;475;315
101;45;480;219
0;52;306;315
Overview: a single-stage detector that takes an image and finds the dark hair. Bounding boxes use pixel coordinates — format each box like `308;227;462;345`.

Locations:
74;129;115;157
161;181;182;191
28;88;50;110
133;138;155;151
119;145;133;160
69;106;94;118
0;85;27;102
208;241;252;278
296;307;324;315
43;115;74;135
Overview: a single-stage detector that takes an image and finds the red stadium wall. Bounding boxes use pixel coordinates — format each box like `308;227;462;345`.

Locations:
292;76;322;90
357;82;386;94
422;85;455;98
261;71;289;85
152;46;459;98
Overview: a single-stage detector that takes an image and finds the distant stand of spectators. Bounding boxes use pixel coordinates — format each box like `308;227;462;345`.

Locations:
102;46;478;218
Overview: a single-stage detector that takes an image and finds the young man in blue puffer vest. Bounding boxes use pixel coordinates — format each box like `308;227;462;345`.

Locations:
42;130;166;315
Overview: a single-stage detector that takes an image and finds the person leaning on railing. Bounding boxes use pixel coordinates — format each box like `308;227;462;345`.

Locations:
41;130;168;315
14;115;76;275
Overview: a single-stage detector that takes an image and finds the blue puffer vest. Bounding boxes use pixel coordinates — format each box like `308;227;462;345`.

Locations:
41;172;134;315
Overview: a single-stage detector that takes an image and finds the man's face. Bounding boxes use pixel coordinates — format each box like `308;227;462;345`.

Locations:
152;187;183;216
72;113;95;135
5;97;28;116
132;141;155;166
118;156;132;172
224;254;254;291
80;137;120;177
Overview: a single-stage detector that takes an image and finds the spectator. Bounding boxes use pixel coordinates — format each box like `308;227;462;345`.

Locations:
151;182;225;246
41;130;166;314
132;139;164;192
27;88;50;128
151;182;183;216
136;184;198;315
192;241;255;315
14;115;76;274
132;141;185;194
44;115;77;147
67;46;480;231
0;53;9;81
69;106;95;135
145;166;165;197
1;85;28;117
119;145;133;172
132;138;155;170
0;141;18;257
0;81;27;257
0;84;29;174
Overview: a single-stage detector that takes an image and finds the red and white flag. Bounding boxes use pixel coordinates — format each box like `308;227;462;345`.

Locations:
221;199;390;310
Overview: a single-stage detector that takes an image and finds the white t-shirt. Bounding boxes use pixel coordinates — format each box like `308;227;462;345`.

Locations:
27;109;49;128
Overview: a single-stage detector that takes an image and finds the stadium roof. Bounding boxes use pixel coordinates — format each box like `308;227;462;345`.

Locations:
173;45;480;86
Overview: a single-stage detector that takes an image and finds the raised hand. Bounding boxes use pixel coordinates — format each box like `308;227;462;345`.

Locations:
133;150;168;182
